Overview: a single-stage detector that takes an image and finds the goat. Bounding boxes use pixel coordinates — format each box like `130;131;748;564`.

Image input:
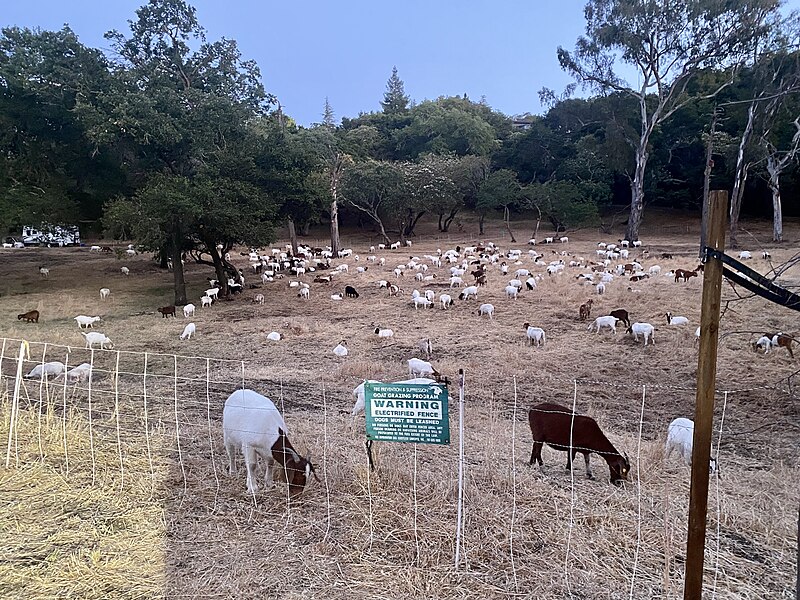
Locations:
588;316;619;334
477;303;495;319
756;332;797;358
666;312;689;326
529;402;630;485
65;363;92;384
17;310;40;323
579;299;594;321
158;305;176;318
439;294;454;309
674;269;698;283
74;315;101;328
374;327;394;338
333;341;348;357
253;294;265;305
417;338;433;357
223;389;317;496
80;331;113;350
609;309;630;328
201;295;213;308
626;322;655;346
100;288;111;300
665;418;718;473
25;361;65;380
408;358;439;379
459;286;478;301
523;323;546;347
345;285;359;298
180;322;196;340
39;267;49;278
183;303;196;318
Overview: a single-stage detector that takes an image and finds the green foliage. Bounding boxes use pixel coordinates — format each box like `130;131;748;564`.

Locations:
527;181;600;230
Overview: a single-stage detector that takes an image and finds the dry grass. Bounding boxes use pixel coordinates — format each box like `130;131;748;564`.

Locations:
0;211;798;599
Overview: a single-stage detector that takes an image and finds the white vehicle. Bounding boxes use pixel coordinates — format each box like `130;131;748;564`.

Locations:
21;224;81;247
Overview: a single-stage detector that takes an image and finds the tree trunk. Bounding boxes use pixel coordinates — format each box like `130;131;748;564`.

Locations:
158;245;169;269
442;207;459;232
287;217;299;255
330;199;340;255
504;206;516;242
206;240;230;297
699;112;717;258
300;221;311;236
729;103;756;248
767;156;783;242
438;213;444;232
531;204;542;241
171;241;187;305
479;213;485;235
377;218;391;244
626;137;649;242
405;210;425;237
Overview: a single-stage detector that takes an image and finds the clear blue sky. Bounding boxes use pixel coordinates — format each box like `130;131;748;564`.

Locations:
3;1;799;126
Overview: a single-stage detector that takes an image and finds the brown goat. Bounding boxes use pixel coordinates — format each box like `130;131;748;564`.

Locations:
17;310;40;323
609;309;630;327
767;333;797;358
475;274;488;287
529;402;630;486
579;299;594;321
674;268;698;283
157;305;176;318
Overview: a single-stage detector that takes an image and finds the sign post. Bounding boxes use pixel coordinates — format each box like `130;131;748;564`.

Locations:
364;382;450;445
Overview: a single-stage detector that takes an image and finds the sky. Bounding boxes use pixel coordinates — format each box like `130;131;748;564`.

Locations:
3;1;800;126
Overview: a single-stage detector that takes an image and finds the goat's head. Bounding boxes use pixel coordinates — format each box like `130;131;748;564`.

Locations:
609;452;631;486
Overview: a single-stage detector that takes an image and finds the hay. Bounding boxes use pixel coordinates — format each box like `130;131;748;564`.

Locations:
0;215;798;598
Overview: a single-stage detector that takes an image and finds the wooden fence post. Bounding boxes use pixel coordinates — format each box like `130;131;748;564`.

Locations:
684;190;728;600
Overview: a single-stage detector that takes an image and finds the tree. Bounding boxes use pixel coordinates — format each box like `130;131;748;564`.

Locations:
381;66;409;114
0;26;123;231
322;96;336;128
554;0;780;241
100;0;278;302
476;169;522;239
340;160;403;243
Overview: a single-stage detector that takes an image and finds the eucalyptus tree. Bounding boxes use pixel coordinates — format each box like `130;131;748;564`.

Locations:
554;0;780;242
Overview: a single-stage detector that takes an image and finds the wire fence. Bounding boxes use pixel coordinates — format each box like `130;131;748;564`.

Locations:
1;336;797;599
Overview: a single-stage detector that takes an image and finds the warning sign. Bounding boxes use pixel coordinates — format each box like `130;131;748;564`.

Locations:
364;382;450;445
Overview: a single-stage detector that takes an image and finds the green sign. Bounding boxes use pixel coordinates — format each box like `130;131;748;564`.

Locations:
364;382;450;445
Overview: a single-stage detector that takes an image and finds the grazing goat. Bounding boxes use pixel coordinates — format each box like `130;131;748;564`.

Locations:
333;341;348;357
417;338;433;357
180;323;196;340
459;286;478;301
588;316;619;334
756;332;797;358
665;418;718;473
158;305;176;318
253;294;265;305
183;303;196;318
476;303;495;319
223;389;317;496
408;358;439;379
626;322;655;346
529;402;630;485
374;327;394;338
201;295;213;308
17;310;40;323
579;299;594;321
39;267;49;278
25;361;65;380
439;294;454;309
609;309;630;328
65;363;92;384
100;288;111;300
345;285;359;298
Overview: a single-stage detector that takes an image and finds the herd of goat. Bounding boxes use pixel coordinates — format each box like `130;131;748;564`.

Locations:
9;233;773;498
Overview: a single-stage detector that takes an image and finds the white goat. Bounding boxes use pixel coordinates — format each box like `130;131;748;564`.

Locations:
439;294;453;309
183;303;196;318
25;361;65;379
65;363;92;384
408;358;439;378
523;323;546;347
333;341;348;357
180;323;196;340
588;315;619;334
375;328;394;338
121;266;130;276
665;417;718;473
100;288;111;300
81;331;113;349
201;295;213;308
222;389;314;495
477;303;495;319
266;331;281;341
627;322;655;346
666;312;689;326
74;315;101;329
505;285;519;299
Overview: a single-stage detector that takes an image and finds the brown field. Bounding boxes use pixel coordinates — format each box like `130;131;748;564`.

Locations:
0;211;798;599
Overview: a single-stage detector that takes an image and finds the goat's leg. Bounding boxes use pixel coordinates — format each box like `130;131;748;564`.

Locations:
583;453;593;479
225;441;236;476
530;442;544;467
243;444;258;494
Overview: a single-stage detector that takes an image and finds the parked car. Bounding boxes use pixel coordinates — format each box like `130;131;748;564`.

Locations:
21;225;80;247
